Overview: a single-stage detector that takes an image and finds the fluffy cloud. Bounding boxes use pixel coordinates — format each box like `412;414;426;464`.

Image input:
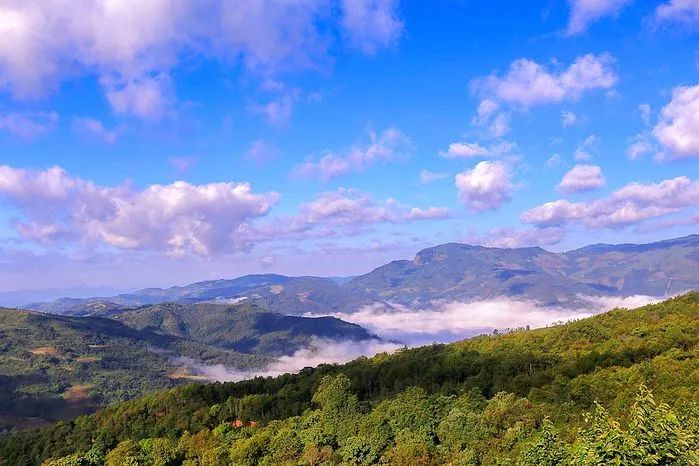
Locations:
566;0;634;36
295;188;449;226
653;84;699;160
440;140;516;159
558;164;606;193
472;54;617;108
340;0;403;54
0;111;58;140
455;161;514;211
105;75;172;121
0;1;402;118
655;0;699;27
522;176;699;228
0;165;279;255
293;128;411;180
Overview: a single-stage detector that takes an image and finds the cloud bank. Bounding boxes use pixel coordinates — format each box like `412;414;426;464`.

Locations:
168;294;662;383
174;337;401;382
310;295;662;346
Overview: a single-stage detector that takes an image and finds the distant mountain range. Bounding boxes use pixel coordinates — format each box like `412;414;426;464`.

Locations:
22;234;699;315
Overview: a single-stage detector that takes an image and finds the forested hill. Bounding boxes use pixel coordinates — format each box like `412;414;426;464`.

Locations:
0;302;379;435
113;301;377;357
0;308;269;435
3;293;699;465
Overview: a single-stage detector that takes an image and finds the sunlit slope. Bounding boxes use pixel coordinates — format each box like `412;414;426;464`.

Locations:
3;293;698;464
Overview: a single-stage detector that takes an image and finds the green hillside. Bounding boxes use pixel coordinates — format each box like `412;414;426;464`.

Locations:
3;293;699;465
0;308;270;435
114;302;377;356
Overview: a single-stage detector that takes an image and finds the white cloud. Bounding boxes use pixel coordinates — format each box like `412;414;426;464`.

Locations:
472;53;617;108
340;0;403;54
558;164;606;193
522;176;699;228
441;141;489;158
655;0;699;27
440;140;516;159
561;110;578;127
104;75;172;121
0;164;279;256
312;295;660;345
0;1;403;119
72;117;120;143
566;0;634;36
293;127;411;180
0;111;58;140
406;206;451;220
455;161;514;211
653;84;699;160
173;337;401;382
295;188;450;226
419;170;448;184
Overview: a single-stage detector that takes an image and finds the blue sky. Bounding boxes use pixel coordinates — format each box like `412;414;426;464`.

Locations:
0;0;698;292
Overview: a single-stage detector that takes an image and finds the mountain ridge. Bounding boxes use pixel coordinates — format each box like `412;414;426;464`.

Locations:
18;234;699;315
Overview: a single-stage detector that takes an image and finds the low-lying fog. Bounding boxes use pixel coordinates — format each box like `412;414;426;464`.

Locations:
177;294;662;382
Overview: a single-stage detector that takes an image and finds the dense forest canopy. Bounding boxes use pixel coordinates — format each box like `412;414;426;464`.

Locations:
2;293;698;465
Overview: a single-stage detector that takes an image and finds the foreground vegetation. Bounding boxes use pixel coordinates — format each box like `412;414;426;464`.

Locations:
2;293;699;465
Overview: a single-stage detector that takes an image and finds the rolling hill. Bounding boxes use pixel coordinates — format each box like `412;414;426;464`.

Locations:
0;302;379;435
3;293;698;465
113;302;377;356
0;308;269;435
22;235;699;315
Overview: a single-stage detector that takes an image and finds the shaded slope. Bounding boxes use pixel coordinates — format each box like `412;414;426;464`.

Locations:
0;308;269;434
114;302;378;356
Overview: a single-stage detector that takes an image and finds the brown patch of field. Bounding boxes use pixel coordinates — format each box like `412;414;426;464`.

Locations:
63;384;94;402
269;284;284;294
29;346;58;356
76;356;100;363
168;368;209;381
